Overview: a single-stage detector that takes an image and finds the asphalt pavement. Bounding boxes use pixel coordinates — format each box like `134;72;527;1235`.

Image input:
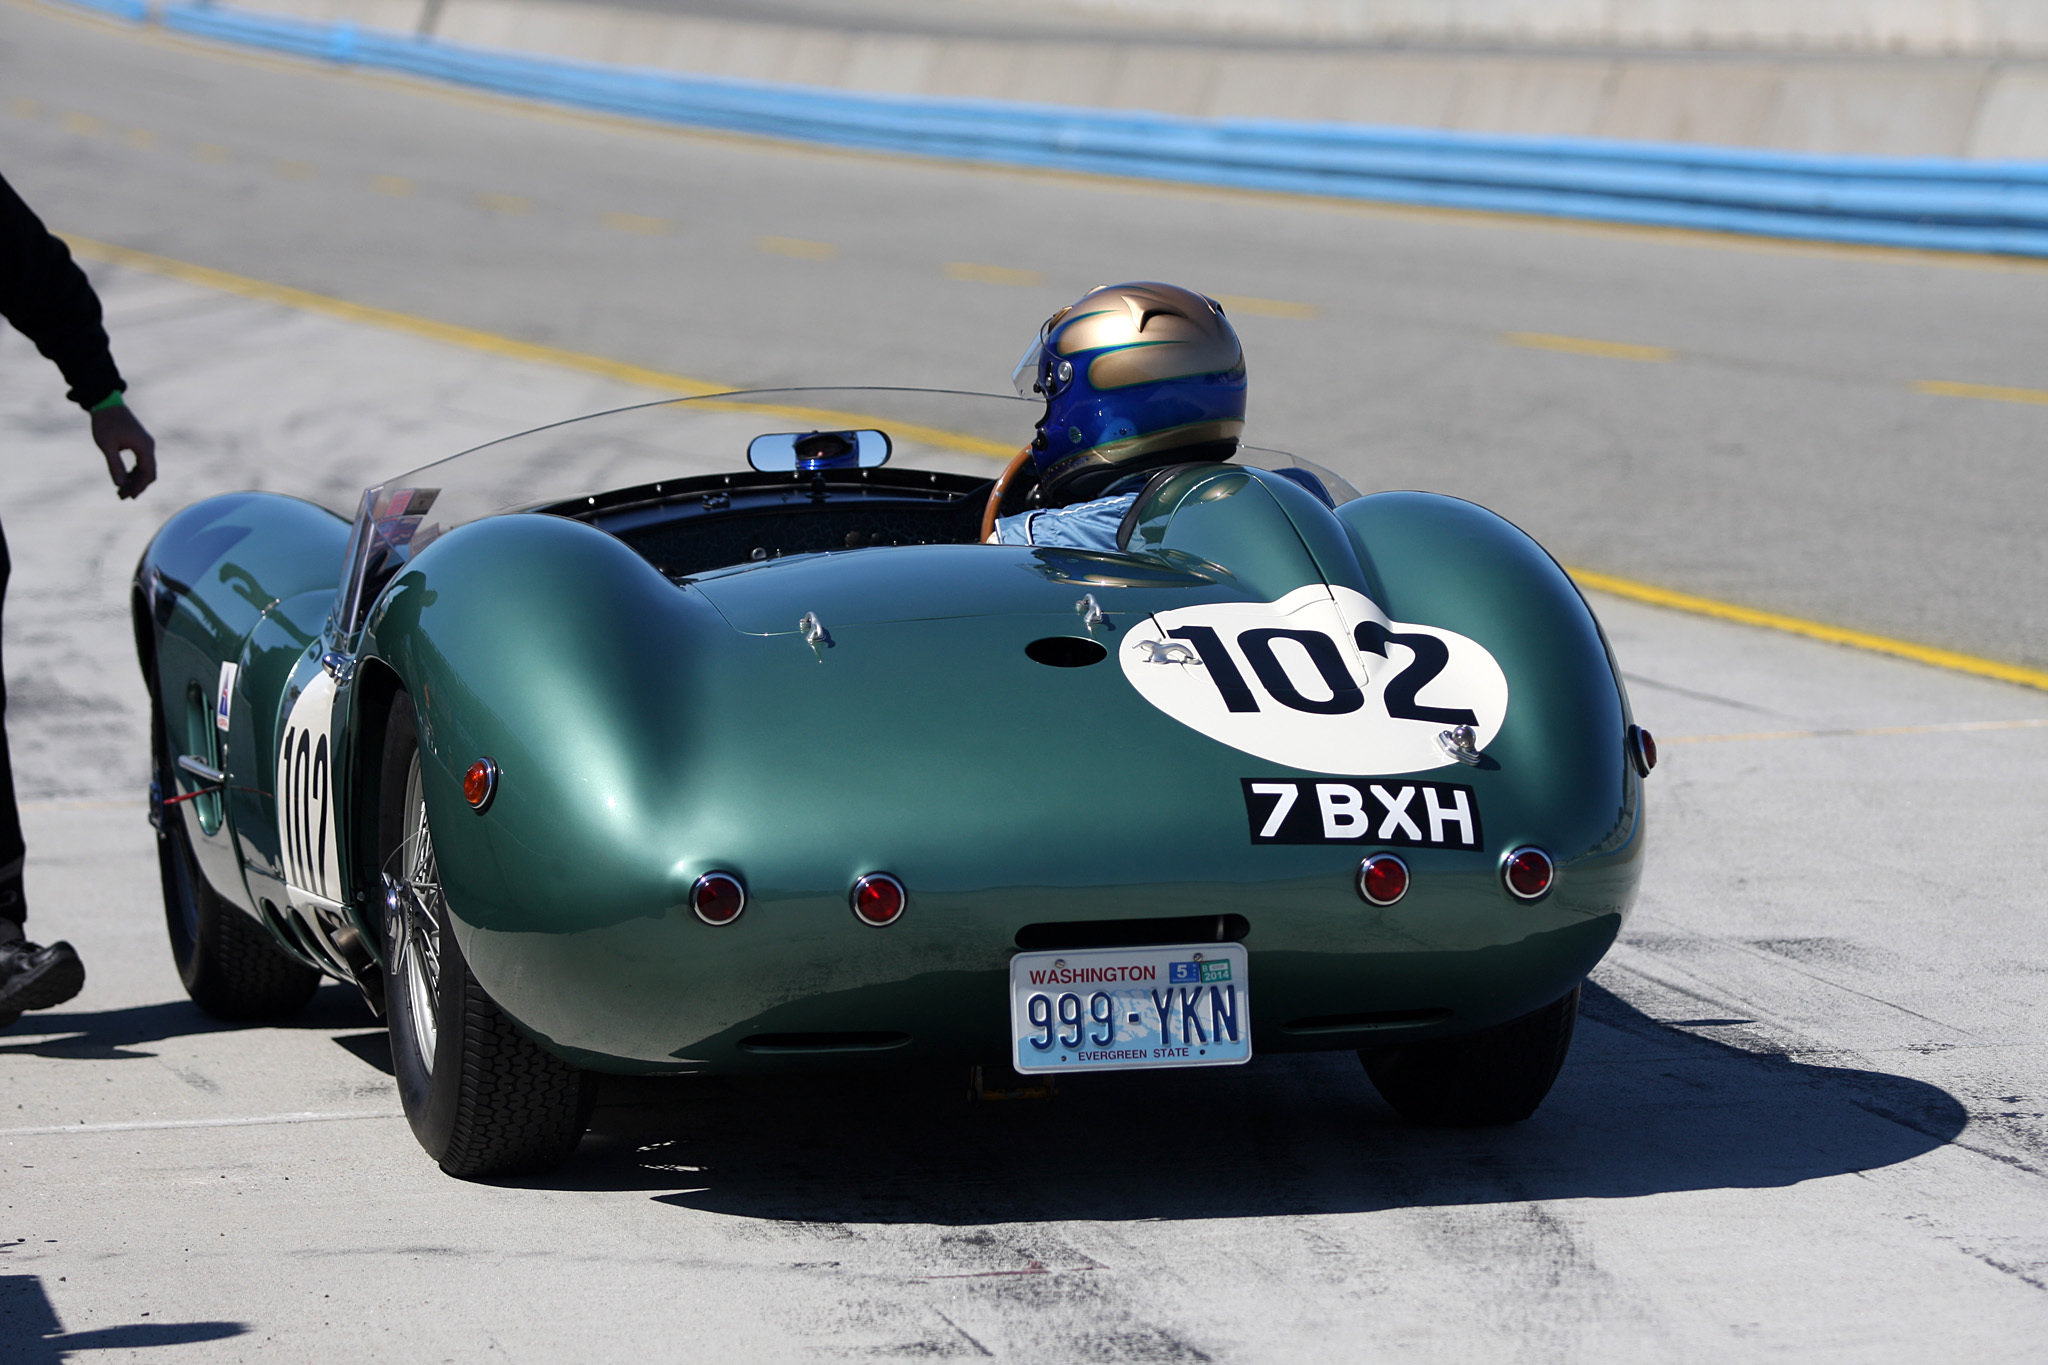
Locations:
1;4;2045;1360
4;0;2048;670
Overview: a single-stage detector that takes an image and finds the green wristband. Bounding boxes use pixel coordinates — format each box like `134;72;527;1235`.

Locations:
89;390;127;413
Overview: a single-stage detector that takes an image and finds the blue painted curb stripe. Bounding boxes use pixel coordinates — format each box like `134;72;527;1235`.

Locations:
113;3;2048;257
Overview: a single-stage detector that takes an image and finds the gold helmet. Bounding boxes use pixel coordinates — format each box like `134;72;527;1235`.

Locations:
1012;282;1247;503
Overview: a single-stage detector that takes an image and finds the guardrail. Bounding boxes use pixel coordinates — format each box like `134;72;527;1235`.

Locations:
85;2;2048;256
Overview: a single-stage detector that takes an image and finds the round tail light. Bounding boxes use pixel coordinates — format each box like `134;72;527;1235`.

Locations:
850;873;906;926
1356;853;1409;906
691;872;746;925
1628;724;1658;777
463;758;498;811
1502;847;1554;900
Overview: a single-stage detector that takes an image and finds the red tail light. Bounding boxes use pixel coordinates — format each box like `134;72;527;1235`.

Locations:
850;873;906;926
1356;854;1409;906
691;872;746;925
1628;724;1658;777
1502;847;1554;900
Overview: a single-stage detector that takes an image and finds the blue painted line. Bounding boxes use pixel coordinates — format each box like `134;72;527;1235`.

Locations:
58;0;147;20
104;2;2048;257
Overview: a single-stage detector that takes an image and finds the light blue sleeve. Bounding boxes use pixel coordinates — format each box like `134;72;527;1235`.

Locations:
993;493;1139;552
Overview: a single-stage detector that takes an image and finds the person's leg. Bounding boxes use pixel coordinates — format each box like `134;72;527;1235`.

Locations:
0;518;25;933
0;518;83;1023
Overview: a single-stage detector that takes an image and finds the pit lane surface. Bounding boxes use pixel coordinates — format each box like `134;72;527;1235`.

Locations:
3;237;2045;1365
0;5;2045;1360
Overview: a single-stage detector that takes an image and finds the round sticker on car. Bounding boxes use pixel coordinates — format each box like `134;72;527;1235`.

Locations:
1118;585;1508;774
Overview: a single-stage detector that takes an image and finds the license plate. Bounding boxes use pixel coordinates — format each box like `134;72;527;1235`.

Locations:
1008;943;1252;1075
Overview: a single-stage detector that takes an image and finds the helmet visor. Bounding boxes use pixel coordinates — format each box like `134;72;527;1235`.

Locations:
1010;334;1046;398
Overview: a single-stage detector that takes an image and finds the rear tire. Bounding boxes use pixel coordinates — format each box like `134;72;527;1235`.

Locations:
1360;984;1580;1126
379;692;592;1179
153;706;320;1021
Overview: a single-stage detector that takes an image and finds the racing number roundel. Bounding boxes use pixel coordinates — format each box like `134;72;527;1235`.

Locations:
276;668;343;910
1118;585;1508;774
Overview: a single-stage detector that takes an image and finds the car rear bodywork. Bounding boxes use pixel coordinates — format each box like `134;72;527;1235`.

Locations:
135;395;1643;1078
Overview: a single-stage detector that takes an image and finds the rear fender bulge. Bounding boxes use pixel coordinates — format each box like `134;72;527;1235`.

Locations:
1337;491;1643;899
358;513;736;947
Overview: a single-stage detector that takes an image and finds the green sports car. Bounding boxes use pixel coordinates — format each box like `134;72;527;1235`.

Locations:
134;387;1649;1178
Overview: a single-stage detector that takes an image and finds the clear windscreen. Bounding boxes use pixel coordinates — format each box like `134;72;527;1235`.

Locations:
332;387;1360;640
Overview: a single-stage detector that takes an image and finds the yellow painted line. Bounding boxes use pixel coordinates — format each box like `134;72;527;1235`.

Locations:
756;235;837;260
9;95;38;116
61;110;102;135
276;159;313;179
944;262;1044;287
1213;294;1319;320
370;174;413;196
474;192;531;215
124;127;155;150
602;211;670;235
1506;331;1672;363
1571;567;2048;693
1915;379;2048;407
1667;718;2048;746
195;142;228;162
56;235;1013;460
61;234;727;397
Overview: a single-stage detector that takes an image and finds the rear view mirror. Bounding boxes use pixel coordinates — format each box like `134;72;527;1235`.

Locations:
747;429;891;472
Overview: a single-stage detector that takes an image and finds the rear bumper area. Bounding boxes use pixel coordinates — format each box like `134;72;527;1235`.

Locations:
458;864;1631;1074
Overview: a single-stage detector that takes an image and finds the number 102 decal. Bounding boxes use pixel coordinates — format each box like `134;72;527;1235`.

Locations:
276;667;344;910
1119;585;1509;775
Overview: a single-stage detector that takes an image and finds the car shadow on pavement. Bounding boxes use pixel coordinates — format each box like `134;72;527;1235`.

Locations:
332;1027;394;1075
539;980;1970;1220
0;1275;244;1363
0;984;374;1060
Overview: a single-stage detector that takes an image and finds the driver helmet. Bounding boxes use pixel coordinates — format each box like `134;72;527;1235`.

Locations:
1012;282;1246;505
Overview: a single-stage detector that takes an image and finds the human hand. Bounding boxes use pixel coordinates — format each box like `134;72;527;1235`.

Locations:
91;403;157;499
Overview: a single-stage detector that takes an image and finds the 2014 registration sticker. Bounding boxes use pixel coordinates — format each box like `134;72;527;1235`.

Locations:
1009;943;1251;1076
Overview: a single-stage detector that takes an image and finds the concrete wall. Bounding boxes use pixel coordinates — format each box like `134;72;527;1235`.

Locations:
1045;1;2048;56
203;0;2048;158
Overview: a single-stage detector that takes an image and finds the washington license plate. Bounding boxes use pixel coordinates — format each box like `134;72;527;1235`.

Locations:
1008;944;1251;1076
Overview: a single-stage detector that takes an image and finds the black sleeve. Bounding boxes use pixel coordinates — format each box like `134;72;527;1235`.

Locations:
0;172;124;409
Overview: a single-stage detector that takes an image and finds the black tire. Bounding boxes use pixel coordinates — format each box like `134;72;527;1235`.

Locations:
379;691;592;1179
1360;984;1581;1126
154;706;320;1021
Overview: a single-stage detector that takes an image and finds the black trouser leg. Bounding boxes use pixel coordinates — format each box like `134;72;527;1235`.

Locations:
0;519;26;931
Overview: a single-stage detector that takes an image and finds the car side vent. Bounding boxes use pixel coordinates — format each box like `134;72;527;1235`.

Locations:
1014;913;1249;952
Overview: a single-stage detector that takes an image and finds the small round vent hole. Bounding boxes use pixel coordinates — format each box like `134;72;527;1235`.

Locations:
1026;636;1107;667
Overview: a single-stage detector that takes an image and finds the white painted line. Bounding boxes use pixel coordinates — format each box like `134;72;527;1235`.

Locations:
1;1110;401;1138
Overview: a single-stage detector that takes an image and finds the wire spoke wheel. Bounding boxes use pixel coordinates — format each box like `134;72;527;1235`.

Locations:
379;689;592;1178
390;754;444;1074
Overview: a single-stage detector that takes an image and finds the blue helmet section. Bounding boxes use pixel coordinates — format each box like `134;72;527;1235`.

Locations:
1021;283;1247;502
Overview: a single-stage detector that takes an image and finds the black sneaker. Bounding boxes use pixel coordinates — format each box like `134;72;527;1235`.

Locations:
0;939;85;1025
